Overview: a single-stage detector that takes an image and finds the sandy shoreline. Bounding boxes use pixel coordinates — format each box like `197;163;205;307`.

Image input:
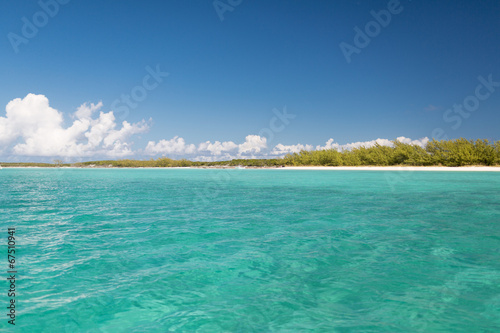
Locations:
1;166;500;171
279;166;500;171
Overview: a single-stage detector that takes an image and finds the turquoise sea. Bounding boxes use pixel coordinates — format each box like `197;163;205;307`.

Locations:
1;168;500;332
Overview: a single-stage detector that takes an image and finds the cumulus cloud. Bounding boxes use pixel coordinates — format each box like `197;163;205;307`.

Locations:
0;94;430;161
145;135;268;159
395;136;429;148
144;135;430;159
270;143;314;156
315;139;341;151
145;136;197;155
198;140;238;156
0;94;149;157
238;135;267;155
314;137;429;152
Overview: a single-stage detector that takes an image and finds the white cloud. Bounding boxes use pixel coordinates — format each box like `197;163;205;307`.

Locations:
270;143;314;156
0;94;431;162
395;136;429;148
0;94;149;157
145;135;430;160
315;138;341;151
75;101;103;120
145;136;197;155
238;135;267;155
198;140;238;156
145;134;268;159
314;137;429;151
315;138;391;151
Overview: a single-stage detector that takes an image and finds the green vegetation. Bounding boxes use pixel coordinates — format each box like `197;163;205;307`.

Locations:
1;138;499;168
0;158;284;168
196;159;284;167
283;138;500;167
70;158;283;168
75;158;193;168
0;162;71;167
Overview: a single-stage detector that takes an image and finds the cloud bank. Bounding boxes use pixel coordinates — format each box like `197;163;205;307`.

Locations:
0;94;429;161
315;137;429;151
143;136;429;161
0;94;149;158
145;135;268;161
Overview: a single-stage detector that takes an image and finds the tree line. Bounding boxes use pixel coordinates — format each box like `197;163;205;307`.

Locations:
1;138;499;168
282;138;500;167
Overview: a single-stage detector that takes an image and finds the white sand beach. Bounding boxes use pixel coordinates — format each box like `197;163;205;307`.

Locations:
280;166;500;171
2;166;499;171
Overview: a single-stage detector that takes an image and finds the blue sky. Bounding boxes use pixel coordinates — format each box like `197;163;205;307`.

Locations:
1;0;499;161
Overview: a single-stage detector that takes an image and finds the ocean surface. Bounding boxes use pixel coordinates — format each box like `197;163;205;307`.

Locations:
1;168;500;332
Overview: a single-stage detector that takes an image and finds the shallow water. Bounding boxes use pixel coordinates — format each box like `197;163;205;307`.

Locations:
1;169;500;332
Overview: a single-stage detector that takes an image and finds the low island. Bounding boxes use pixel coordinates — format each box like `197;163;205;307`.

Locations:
2;138;500;169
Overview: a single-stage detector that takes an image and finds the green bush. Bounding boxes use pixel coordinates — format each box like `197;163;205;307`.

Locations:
17;138;496;168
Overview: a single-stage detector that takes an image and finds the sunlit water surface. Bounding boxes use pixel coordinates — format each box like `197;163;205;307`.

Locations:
1;169;499;332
